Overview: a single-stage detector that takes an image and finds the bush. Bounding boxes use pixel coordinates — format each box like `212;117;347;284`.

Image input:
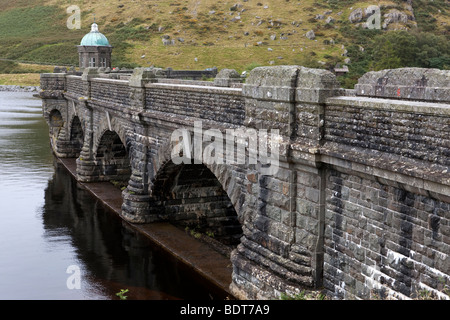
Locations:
244;62;262;72
337;24;450;88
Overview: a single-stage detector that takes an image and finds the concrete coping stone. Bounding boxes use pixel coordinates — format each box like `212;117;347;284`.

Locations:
243;65;343;103
145;82;243;96
156;79;214;86
41;73;67;78
214;69;243;87
355;67;450;102
327;96;450;116
81;67;100;81
90;77;129;85
66;75;82;80
320;142;450;194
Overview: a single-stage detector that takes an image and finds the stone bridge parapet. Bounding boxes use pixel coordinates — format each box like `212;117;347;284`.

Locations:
40;66;450;300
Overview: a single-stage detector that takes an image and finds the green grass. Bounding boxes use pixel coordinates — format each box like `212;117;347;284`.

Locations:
0;60;53;74
280;290;327;300
0;6;59;38
0;73;41;86
19;42;79;65
0;0;448;87
0;4;84;65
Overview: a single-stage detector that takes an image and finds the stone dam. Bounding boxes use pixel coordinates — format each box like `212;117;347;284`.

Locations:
40;65;450;300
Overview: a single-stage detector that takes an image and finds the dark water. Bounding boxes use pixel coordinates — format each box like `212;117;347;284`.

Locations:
0;91;220;300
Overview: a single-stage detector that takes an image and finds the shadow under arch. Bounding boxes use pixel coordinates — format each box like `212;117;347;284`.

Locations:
69;115;84;158
95;129;131;187
152;160;243;247
48;109;64;152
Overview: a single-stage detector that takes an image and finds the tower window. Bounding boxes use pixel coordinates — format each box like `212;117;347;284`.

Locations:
100;57;107;68
89;57;96;68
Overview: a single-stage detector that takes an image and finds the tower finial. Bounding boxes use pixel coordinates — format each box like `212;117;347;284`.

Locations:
91;22;99;32
90;13;99;32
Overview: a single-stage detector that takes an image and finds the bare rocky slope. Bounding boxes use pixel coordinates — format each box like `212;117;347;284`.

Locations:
0;0;448;87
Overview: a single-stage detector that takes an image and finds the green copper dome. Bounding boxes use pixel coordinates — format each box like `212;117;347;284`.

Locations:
80;23;110;46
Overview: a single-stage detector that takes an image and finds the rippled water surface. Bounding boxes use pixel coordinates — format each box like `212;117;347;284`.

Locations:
0;91;216;300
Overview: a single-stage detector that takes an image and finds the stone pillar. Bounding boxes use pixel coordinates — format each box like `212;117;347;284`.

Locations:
231;66;304;300
121;68;158;223
81;67;99;98
76;68;101;182
292;67;344;288
230;66;343;299
40;73;74;158
128;68;157;110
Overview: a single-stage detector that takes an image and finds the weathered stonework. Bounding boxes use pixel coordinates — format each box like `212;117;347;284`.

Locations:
213;69;243;87
355;67;450;102
41;66;450;300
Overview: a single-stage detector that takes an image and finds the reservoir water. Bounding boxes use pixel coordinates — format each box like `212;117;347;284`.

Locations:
0;91;219;300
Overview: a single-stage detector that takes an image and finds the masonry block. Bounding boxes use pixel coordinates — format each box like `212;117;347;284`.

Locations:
355;67;450;102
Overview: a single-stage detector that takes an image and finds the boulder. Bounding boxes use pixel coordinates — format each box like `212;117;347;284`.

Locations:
306;30;315;40
348;8;363;23
383;9;410;29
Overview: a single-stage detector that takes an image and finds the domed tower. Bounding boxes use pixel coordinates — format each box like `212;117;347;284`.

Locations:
77;22;112;70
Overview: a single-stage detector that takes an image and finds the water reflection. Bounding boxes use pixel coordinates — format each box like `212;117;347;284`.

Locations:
0;92;219;300
0;92;59;300
42;162;217;300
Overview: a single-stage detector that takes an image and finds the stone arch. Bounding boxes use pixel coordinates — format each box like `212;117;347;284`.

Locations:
94;129;131;186
49;109;64;134
92;115;130;158
48;109;64;151
68;115;84;157
150;139;247;219
152;160;243;246
149;141;246;247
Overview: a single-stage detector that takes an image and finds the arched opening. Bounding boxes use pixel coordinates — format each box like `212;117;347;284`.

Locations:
48;109;64;151
153;161;243;247
49;109;63;138
96;130;131;188
70;116;84;158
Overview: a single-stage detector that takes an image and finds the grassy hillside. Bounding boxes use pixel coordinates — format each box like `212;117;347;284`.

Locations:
0;0;449;87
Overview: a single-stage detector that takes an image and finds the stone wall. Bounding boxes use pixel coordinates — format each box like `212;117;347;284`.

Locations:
164;67;218;80
91;79;131;107
66;76;84;97
325;100;450;166
40;66;450;300
320;68;450;299
145;83;245;126
324;167;450;299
